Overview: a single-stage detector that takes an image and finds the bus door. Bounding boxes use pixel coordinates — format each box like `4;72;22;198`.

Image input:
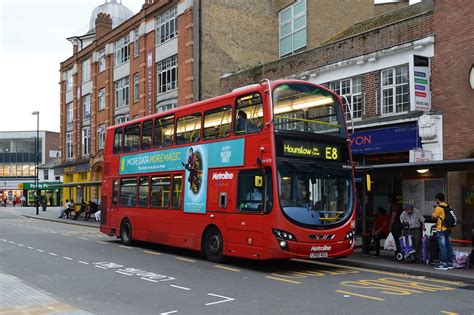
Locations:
226;169;271;258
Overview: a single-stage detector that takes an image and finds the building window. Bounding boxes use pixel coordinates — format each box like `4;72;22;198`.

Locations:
115;76;130;109
330;76;363;120
98;88;106;111
82;127;90;157
133;73;139;102
82;58;91;83
279;0;306;57
65;69;73;91
115;34;130;66
66;132;73;159
98;49;106;72
157;55;177;94
83;94;91;120
43;169;49;181
134;28;139;57
157;103;176;113
155;6;178;45
98;124;106;150
66;102;73;126
115;115;130;125
381;64;409;114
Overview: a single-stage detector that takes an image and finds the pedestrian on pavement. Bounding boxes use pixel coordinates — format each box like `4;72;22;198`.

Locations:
400;204;425;261
370;207;390;256
432;193;454;270
72;199;87;220
13;197;16;207
388;194;403;255
21;195;26;207
2;197;6;207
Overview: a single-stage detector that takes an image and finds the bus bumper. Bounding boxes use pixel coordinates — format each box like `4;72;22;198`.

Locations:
267;239;354;260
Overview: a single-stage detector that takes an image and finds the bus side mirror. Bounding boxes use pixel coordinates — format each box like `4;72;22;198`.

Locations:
366;174;372;192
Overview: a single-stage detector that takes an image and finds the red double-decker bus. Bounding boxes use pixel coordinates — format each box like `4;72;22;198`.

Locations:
100;79;355;262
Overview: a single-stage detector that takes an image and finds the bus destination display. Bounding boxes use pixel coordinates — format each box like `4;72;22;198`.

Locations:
279;139;341;161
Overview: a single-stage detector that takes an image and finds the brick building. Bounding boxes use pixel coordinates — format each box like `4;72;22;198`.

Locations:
57;0;379;203
220;0;474;241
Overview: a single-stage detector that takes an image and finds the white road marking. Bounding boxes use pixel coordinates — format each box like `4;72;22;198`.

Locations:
142;278;158;283
78;261;89;265
170;285;191;291
160;311;178;315
27;246;34;250
37;249;45;253
116;271;132;276
205;293;235;306
63;257;73;260
78;237;89;240
8;241;15;244
49;252;58;256
1;239;6;242
17;244;24;247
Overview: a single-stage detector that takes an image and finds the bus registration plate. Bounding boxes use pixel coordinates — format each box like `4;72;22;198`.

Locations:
310;252;328;259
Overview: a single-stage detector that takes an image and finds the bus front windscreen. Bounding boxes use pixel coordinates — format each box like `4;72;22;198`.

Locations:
277;162;353;228
273;83;345;137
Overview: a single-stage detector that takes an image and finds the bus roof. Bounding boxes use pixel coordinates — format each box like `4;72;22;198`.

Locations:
107;79;327;131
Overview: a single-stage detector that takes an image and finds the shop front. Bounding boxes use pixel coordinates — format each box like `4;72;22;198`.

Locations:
19;182;62;206
55;161;101;205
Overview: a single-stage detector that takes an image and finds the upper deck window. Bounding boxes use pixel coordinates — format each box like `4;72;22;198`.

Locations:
154;115;175;148
234;93;263;135
113;128;123;154
124;123;141;153
273;83;345;137
176;114;202;144
203;106;232;140
141;120;153;150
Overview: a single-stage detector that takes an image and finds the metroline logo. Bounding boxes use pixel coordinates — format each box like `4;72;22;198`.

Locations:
311;245;331;252
211;172;234;180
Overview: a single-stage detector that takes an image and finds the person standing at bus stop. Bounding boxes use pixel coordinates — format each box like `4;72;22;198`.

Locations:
388;195;403;256
432;193;454;270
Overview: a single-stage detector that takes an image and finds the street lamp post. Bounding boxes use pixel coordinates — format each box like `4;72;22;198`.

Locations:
32;111;40;215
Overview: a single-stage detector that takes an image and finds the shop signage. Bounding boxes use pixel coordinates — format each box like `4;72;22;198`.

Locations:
146;49;153;115
413;55;431;111
350;125;419;155
21;182;63;190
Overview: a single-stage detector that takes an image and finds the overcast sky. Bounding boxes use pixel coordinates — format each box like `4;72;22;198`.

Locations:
0;0;142;133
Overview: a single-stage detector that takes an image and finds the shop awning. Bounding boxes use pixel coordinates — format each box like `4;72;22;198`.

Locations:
355;158;474;173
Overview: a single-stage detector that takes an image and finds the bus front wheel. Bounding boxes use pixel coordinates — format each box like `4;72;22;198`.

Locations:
204;227;223;263
120;219;133;246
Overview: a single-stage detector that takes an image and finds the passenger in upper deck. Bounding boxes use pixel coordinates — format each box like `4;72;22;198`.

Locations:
235;110;248;133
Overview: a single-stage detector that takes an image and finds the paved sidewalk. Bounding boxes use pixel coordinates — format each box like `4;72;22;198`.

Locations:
3;206;99;228
3;206;473;284
0;273;91;314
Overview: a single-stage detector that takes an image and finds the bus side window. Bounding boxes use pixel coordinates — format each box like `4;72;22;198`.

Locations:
141;120;153;150
150;176;171;208
124;123;141;153
113;128;123;154
172;175;183;209
234;93;263;135
203;106;232;140
119;178;137;207
176;113;202;145
154;115;174;148
112;180;119;205
138;177;150;207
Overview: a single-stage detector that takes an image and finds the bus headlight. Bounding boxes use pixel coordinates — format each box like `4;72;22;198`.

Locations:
279;240;287;248
272;228;297;241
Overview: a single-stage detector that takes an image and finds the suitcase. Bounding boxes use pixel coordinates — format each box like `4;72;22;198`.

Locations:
420;235;429;264
429;234;439;262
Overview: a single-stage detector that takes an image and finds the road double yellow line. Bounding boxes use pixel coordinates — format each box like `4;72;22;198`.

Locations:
336;290;385;301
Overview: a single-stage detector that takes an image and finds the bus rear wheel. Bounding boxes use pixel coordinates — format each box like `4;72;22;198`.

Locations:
204;227;223;263
120;219;133;246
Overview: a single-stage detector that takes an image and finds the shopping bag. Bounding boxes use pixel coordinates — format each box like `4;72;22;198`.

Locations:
383;232;396;251
453;250;470;269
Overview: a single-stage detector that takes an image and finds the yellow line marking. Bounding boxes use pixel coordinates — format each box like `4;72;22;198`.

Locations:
176;257;195;263
119;245;133;250
266;276;301;284
144;250;161;255
78;237;89;240
293;259;464;286
441;311;459;315
336;290;385;301
214;265;240;272
96;241;109;245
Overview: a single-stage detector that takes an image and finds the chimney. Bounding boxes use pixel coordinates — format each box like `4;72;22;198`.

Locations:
95;13;113;40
